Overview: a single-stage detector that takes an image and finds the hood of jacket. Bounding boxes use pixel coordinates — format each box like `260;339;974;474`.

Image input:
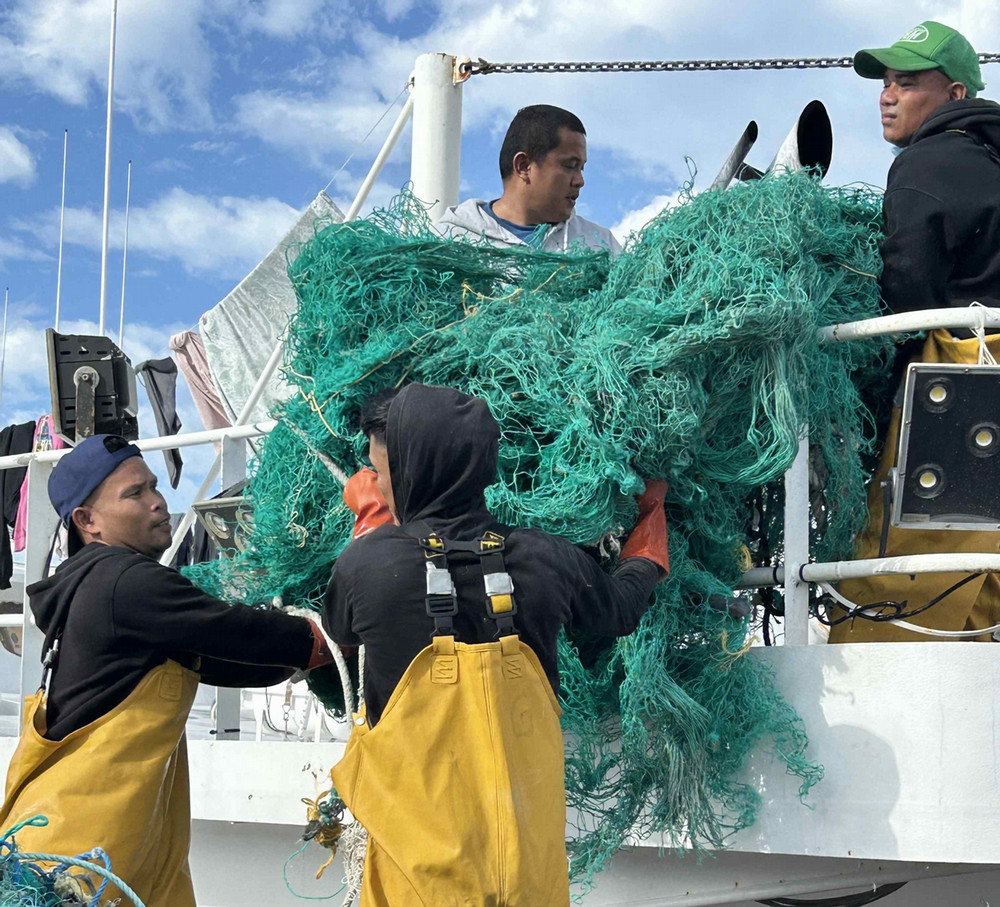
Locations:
385;384;500;535
912;97;1000;150
435;198;621;255
27;543;128;656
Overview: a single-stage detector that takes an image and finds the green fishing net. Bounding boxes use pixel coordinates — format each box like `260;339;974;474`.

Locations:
185;171;894;882
0;816;140;906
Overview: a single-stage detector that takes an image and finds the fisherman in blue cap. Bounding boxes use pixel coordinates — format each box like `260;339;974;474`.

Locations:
0;434;335;905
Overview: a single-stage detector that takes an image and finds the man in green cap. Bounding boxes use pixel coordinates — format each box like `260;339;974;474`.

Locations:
854;20;999;314
828;23;1000;644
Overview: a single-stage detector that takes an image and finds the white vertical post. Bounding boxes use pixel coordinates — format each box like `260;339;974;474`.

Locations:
119;159;131;346
213;435;247;740
20;461;59;714
409;53;463;223
783;433;811;645
98;0;119;336
55;129;67;331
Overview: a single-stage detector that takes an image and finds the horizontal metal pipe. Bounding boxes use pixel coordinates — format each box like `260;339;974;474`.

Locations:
737;566;785;588
0;613;23;628
740;554;1000;588
820;307;1000;343
801;553;1000;583
0;421;277;471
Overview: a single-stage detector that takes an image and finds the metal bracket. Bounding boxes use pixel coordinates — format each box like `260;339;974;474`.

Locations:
453;55;472;84
73;365;100;441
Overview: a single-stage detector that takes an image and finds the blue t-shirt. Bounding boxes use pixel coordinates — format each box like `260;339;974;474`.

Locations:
484;202;549;248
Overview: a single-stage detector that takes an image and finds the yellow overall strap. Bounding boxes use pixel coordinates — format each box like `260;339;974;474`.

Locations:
0;660;200;907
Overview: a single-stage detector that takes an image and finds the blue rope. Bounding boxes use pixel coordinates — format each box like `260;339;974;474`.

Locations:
16;853;145;907
283;839;345;901
0;815;146;907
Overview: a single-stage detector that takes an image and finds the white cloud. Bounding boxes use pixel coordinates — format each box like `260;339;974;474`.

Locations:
0;0;212;130
232;88;411;168
0;236;52;265
0;127;36;188
238;0;333;39
148;157;193;174
611;191;684;243
14;188;302;278
187;140;237;155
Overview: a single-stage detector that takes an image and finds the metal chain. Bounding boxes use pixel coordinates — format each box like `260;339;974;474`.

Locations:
464;53;1000;76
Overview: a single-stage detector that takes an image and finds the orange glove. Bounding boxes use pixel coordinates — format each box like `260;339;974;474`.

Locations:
620;479;670;575
343;468;393;540
306;621;335;670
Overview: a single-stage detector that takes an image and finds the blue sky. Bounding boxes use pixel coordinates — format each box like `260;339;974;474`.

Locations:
0;0;996;508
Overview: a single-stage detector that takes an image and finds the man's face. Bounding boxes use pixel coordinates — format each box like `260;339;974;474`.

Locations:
367;436;398;522
73;457;173;558
880;68;964;146
522;127;587;224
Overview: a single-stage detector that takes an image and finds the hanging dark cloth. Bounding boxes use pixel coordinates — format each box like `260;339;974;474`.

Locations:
0;421;39;589
135;358;183;489
169;517;216;569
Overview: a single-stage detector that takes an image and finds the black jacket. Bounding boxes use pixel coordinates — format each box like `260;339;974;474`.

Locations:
28;543;315;740
323;385;660;725
881;98;1000;314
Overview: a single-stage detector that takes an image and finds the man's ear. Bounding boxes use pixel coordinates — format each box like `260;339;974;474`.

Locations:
71;506;97;540
948;81;968;101
511;151;532;182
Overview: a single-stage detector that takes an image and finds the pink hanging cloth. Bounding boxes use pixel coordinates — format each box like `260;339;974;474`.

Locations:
13;416;67;552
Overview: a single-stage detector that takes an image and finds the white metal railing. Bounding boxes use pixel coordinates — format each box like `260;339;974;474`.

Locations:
762;307;1000;644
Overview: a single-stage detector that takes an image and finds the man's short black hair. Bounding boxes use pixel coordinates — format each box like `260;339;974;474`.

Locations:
499;105;586;181
360;387;401;444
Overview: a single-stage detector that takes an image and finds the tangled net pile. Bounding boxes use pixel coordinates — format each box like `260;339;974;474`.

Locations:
186;171;894;883
0;816;144;906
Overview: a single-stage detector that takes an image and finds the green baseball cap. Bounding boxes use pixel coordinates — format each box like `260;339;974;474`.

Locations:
854;21;985;97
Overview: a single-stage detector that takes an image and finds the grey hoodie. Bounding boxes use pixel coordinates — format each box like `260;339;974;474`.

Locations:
435;198;622;255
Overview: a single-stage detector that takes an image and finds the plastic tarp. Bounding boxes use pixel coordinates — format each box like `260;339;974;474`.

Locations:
199;191;344;424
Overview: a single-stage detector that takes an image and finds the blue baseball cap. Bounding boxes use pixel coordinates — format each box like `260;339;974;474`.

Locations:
49;434;143;552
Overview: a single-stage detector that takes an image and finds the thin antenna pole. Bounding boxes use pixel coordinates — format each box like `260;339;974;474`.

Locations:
98;0;119;337
55;129;67;331
0;288;8;412
119;159;131;347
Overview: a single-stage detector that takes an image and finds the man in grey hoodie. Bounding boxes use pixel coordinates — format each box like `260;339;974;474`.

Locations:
436;104;621;254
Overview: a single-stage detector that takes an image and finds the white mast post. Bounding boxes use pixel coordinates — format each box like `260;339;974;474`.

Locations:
0;288;7;412
119;159;131;346
55;129;67;331
409;53;464;222
98;0;119;337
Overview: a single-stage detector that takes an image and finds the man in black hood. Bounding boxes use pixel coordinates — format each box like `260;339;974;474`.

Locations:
323;384;668;905
829;25;1000;644
0;434;335;906
854;20;1000;312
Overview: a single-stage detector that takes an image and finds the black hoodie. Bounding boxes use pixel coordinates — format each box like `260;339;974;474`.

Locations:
881;98;1000;315
29;543;315;740
323;385;659;725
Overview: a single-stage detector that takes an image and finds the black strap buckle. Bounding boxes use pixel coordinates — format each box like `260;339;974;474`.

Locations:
424;558;457;637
